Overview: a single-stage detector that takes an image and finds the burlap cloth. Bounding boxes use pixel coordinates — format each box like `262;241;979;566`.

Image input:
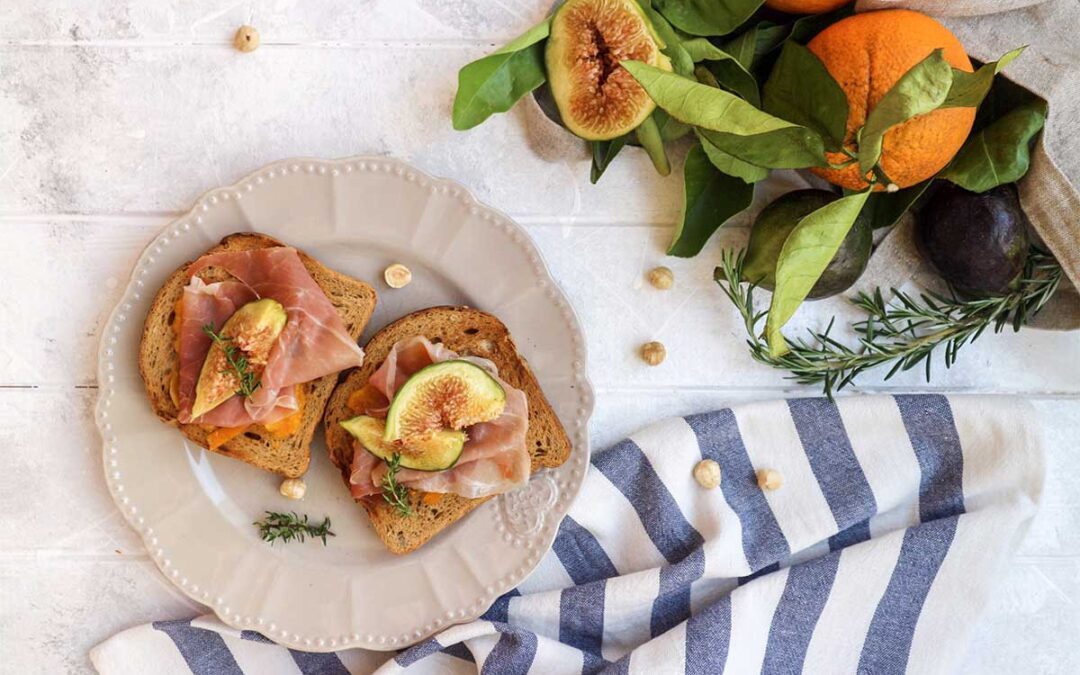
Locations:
857;0;1080;328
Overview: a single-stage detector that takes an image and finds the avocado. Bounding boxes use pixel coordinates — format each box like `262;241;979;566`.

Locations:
191;298;287;419
916;183;1029;297
385;360;506;443
341;415;465;472
743;189;873;300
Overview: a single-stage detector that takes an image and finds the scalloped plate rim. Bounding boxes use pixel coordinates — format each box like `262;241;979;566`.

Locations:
95;155;595;652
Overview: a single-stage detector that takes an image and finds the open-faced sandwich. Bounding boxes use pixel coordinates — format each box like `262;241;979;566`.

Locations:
324;306;571;554
139;232;376;477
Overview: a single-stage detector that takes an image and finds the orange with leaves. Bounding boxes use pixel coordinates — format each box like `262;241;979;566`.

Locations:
806;10;975;190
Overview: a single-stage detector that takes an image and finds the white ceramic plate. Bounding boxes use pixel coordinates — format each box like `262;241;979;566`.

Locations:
96;156;594;652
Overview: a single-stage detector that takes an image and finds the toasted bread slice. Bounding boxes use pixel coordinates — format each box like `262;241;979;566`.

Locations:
324;306;572;554
138;232;377;478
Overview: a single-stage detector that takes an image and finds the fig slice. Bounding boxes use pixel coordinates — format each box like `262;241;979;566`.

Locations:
340;415;466;472
191;298;287;419
384;360;506;444
546;0;671;141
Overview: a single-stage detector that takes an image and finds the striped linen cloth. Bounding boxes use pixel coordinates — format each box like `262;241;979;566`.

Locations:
92;394;1043;675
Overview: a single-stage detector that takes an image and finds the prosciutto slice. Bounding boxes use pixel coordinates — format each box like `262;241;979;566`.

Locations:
176;277;257;426
348;336;530;499
176;247;364;426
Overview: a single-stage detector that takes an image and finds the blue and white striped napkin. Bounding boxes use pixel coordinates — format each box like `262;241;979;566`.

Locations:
92;394;1043;675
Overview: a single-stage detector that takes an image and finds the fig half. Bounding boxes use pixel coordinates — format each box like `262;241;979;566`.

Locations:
192;298;287;419
384;360;506;443
546;0;671;141
341;415;465;472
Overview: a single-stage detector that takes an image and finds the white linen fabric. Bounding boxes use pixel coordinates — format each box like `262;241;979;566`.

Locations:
92;395;1043;675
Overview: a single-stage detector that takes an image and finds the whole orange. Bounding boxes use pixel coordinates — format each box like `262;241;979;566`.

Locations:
765;0;852;14
806;10;975;190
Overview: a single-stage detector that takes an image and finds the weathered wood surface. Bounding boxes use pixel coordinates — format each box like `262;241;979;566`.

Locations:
1;2;1077;672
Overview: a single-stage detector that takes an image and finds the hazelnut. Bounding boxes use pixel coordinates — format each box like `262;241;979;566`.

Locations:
383;263;412;289
756;468;783;491
647;266;674;290
693;459;721;489
640;341;666;366
233;25;260;52
279;477;306;500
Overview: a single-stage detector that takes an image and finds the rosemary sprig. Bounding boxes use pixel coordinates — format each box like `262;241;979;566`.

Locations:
381;453;412;517
202;323;262;397
715;247;1063;398
254;511;335;546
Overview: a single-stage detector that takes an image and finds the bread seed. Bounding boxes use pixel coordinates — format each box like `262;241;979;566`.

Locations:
647;266;674;290
756;468;782;491
693;459;721;489
384;263;412;289
279;477;306;500
234;25;260;52
640;341;666;366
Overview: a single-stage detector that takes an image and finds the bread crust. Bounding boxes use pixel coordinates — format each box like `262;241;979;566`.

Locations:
324;306;572;554
137;232;377;478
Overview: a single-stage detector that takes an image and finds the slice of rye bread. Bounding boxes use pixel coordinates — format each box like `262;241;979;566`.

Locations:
324;306;572;555
138;232;377;478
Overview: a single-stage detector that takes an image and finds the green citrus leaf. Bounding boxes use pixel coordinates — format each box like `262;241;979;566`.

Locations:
635;114;672;176
754;24;791;56
590;136;630;184
857;49;953;175
653;0;764;37
451;18;551;130
974;73;1041;130
765;190;871;356
695;127;827;170
622;60;828;168
683;36;736;62
763;41;848;151
786;4;855;44
865;179;933;229
654;109;693;142
696;129;768;183
695;64;721;88
642;4;695;76
683;38;760;106
492;18;553;56
670;142;755;257
720;27;759;70
940;100;1047;192
942;47;1025;109
720;7;854;86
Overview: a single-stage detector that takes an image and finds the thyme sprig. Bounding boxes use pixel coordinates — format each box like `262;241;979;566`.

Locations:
202;323;262;397
254;511;335;546
382;453;412;517
716;247;1063;398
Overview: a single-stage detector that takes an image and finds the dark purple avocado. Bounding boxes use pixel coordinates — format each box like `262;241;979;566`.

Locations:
916;183;1030;297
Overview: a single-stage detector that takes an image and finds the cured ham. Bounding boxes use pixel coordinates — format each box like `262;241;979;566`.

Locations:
176;247;364;426
176;277;257;425
349;337;530;499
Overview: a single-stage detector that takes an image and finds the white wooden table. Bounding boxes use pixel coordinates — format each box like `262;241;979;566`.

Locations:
1;2;1078;672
